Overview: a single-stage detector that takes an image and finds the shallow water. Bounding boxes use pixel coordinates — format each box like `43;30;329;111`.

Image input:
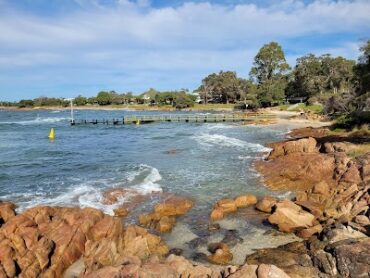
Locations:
0;109;297;264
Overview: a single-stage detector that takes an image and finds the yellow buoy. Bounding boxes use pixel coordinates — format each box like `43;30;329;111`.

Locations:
48;128;55;140
136;120;140;125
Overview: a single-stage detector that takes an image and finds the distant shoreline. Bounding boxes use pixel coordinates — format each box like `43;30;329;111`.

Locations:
0;104;236;112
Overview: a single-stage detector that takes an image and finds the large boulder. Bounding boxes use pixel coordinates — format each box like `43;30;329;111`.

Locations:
268;200;316;233
0;202;16;224
255;196;277;213
267;137;318;160
256;153;336;191
139;196;193;233
234;194;257;208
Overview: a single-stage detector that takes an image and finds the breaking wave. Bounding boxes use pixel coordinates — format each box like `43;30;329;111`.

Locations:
193;133;271;152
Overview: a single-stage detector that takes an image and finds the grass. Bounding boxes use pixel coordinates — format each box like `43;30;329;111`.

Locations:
347;143;370;158
276;103;324;114
193;103;235;110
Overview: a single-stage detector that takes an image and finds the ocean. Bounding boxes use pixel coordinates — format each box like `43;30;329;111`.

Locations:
0;109;297;264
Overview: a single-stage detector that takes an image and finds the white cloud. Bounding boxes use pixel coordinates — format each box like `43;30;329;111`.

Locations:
0;0;369;98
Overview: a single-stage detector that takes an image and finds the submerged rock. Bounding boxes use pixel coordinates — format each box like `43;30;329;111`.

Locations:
139;196;193;233
207;242;233;265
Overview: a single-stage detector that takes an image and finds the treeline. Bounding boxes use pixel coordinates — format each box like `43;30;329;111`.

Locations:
3;89;197;109
197;40;369;115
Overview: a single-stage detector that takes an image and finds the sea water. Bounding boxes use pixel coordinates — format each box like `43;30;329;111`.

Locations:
0;109;297;264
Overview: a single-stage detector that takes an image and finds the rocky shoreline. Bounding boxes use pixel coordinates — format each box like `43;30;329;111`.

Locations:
0;125;369;277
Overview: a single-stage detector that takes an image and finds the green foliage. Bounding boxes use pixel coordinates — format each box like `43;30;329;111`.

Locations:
74;95;87;106
288;54;355;101
250;42;290;106
96;91;112;105
18;99;34;108
173;93;195;109
87;97;97;105
352;40;370;111
199;71;254;104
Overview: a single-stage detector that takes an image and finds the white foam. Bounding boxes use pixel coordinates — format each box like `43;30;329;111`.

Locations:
0;116;69;125
237;155;254;160
10;165;163;215
205;123;238;130
193;133;271;152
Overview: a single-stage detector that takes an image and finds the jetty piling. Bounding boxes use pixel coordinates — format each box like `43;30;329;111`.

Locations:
69;113;276;126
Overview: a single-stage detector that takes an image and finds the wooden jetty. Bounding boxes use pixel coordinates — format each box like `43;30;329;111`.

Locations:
70;113;276;125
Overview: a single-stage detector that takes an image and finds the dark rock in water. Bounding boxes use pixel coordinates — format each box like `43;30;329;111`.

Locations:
191;252;208;263
207;242;227;254
221;229;243;247
168;248;183;256
208;223;220;232
187;237;208;249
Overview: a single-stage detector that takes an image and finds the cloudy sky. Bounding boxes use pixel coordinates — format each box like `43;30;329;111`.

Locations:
0;0;369;100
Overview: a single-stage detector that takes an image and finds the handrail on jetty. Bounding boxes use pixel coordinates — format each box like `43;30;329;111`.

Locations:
70;113;276;125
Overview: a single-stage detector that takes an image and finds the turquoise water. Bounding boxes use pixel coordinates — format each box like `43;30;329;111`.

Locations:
0;109;296;263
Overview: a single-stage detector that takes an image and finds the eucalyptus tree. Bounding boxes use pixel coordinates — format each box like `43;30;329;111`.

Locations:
353;39;370;111
250;42;290;106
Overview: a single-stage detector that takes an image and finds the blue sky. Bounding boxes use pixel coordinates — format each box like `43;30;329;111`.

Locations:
0;0;369;101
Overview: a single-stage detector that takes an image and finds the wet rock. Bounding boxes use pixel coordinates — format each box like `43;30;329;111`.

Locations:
208;223;221;231
139;196;193;233
187;237;207;249
168;248;183;256
156;216;176;233
154;196;193;217
216;199;237;214
113;206;128;217
222;229;243;247
191;252;208;263
210;208;224;221
207;242;233;265
234;194;257;208
268;200;315;233
255;196;277;213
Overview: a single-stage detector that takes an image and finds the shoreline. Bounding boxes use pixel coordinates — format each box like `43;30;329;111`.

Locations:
0;118;368;277
0;104;235;112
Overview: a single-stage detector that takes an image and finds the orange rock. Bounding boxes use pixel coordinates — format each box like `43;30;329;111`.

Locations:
268;200;315;233
297;224;323;239
234;194;257;208
207;243;233;265
216;199;237;214
154;203;178;217
210;208;224;221
113;207;128;217
156;216;176;233
255;196;277;213
0;202;16;223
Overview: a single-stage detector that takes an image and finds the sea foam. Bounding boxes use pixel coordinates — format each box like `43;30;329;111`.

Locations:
193;133;270;152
